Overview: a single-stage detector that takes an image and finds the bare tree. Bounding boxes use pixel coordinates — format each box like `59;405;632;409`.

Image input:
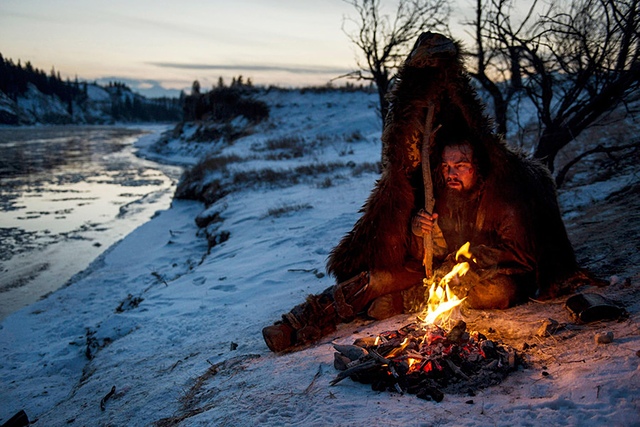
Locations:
466;0;532;136
341;0;451;126
467;0;640;173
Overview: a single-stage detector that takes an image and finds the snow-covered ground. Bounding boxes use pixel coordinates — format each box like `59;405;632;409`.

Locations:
0;89;638;426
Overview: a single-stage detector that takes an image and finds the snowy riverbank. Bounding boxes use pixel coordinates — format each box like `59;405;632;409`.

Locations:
1;89;638;426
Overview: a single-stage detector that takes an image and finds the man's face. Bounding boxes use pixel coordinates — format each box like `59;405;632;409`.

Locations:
441;143;477;191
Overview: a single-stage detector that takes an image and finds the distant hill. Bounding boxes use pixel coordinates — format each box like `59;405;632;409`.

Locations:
0;53;182;125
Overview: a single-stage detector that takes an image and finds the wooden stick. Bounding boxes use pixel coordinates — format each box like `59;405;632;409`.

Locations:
100;385;116;411
421;104;438;279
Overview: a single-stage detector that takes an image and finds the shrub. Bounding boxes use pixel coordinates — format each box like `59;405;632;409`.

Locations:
183;86;269;124
253;136;310;159
266;203;313;218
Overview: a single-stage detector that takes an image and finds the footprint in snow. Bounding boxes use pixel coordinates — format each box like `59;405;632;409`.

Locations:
192;276;207;286
210;284;237;292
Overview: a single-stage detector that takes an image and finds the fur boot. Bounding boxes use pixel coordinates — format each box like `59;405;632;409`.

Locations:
262;272;369;352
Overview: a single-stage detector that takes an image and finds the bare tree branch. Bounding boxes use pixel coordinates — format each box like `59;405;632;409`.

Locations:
341;0;451;128
555;141;640;187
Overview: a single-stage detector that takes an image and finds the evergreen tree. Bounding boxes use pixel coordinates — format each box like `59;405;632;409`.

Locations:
191;80;201;95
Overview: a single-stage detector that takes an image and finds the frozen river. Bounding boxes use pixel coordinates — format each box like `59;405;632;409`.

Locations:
0;125;182;321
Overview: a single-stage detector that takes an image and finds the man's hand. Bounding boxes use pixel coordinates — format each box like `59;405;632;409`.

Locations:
411;209;438;236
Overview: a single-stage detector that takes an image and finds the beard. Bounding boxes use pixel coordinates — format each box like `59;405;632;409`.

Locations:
443;181;481;210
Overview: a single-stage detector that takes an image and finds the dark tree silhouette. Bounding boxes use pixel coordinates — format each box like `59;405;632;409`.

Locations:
467;0;640;173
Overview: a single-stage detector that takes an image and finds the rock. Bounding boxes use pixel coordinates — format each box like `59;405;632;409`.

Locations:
595;331;614;344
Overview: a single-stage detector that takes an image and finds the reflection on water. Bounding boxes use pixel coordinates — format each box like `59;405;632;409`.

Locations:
0;126;132;178
0;125;182;321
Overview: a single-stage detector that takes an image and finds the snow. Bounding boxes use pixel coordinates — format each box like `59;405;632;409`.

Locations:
559;173;637;219
1;89;638;426
86;85;111;102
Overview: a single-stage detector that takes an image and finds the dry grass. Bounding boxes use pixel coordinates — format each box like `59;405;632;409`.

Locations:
266;203;313;218
152;354;261;427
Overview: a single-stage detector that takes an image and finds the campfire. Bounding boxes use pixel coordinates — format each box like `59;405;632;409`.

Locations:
331;243;520;401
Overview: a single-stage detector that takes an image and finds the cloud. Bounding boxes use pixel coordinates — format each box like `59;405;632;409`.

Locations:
148;62;352;75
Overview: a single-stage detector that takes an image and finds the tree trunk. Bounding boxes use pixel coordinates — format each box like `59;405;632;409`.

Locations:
533;126;574;172
376;74;390;129
491;90;508;136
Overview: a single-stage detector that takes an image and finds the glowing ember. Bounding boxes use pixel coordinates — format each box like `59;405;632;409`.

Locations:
418;242;474;326
332;320;520;398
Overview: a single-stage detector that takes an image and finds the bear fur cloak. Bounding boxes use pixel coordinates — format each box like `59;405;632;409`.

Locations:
326;32;578;299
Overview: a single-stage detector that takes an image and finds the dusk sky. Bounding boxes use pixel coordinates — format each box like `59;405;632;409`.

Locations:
1;0;473;97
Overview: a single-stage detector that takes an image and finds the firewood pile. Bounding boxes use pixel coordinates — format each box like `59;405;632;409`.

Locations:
331;319;520;401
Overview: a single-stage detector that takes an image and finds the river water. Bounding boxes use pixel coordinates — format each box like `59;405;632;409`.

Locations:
0;125;182;321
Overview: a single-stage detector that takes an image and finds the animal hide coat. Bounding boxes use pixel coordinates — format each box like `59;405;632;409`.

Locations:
326;32;578;299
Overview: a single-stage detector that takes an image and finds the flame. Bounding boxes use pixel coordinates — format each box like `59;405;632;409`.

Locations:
455;241;474;262
385;338;410;358
418;242;473;326
406;357;421;370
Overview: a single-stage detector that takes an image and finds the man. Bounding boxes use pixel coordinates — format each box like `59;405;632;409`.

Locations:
262;32;578;353
263;137;539;353
410;139;537;310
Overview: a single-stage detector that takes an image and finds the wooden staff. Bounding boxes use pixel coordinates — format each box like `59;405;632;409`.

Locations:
421;104;439;279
